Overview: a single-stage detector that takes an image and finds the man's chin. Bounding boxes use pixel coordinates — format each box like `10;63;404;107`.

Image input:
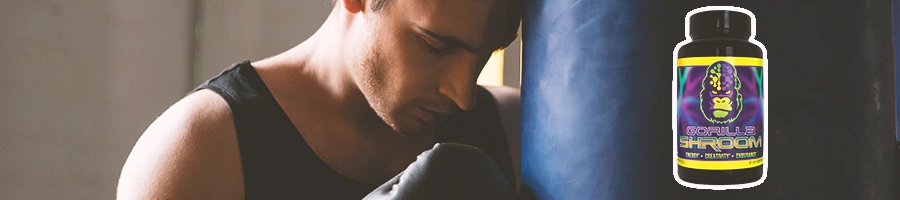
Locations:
390;120;436;137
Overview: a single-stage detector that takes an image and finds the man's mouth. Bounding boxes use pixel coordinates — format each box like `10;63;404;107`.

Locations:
418;106;451;123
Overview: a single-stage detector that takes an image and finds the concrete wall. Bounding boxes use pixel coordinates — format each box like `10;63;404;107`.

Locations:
0;1;521;199
193;0;333;85
0;0;193;199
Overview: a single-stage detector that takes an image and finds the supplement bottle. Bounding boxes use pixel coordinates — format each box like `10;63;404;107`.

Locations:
676;10;765;185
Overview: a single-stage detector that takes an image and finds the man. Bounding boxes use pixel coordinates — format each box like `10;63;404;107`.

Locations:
116;0;522;199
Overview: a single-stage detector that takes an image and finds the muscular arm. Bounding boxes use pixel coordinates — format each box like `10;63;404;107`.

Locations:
483;85;521;195
117;89;244;199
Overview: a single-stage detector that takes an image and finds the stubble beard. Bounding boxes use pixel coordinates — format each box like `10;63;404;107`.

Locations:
351;28;427;137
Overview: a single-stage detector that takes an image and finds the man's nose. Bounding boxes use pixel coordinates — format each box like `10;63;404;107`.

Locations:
439;59;483;111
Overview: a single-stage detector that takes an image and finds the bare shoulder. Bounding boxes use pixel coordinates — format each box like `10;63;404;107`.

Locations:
481;85;521;193
117;89;244;199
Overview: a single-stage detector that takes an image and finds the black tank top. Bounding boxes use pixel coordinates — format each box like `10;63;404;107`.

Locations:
191;61;515;199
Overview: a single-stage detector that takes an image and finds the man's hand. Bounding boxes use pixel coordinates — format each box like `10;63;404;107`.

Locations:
364;143;515;200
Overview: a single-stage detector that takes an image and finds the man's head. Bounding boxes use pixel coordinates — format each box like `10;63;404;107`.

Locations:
338;0;521;136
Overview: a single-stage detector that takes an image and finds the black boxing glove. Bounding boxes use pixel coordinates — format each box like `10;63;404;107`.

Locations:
363;143;515;200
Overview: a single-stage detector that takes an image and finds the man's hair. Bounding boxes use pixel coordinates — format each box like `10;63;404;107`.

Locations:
329;0;389;11
371;0;389;11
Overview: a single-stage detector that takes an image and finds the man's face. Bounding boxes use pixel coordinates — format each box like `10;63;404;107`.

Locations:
349;0;520;136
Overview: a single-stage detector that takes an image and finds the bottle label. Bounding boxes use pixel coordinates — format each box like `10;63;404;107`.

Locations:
677;57;764;170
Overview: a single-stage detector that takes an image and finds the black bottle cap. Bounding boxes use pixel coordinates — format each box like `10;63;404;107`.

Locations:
689;10;752;39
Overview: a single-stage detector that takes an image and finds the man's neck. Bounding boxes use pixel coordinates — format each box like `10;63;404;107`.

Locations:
250;7;434;184
253;6;380;132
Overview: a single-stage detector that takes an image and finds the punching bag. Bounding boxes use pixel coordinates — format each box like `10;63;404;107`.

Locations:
520;0;683;199
521;0;896;199
894;0;900;143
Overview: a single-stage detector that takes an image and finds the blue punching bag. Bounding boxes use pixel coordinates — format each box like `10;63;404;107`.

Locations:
520;1;686;199
894;0;900;143
522;0;897;199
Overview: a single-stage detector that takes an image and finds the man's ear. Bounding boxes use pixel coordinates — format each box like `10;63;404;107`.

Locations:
341;0;365;14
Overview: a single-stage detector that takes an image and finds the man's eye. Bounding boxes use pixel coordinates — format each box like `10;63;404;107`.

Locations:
422;38;451;55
